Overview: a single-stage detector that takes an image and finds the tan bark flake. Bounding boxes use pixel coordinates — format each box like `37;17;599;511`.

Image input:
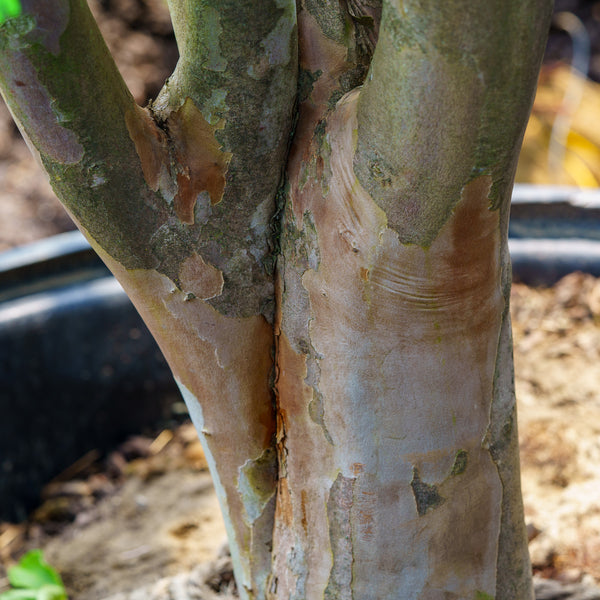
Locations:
179;252;224;300
125;105;169;192
169;98;232;222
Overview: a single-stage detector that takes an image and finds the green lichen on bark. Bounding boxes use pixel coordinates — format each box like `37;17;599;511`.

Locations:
451;449;468;476
0;12;33;50
238;448;278;524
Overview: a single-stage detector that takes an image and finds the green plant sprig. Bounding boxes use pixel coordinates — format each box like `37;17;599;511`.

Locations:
0;550;68;600
0;0;21;25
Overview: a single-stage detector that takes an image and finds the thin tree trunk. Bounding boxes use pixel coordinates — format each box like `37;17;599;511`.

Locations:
270;2;552;597
0;1;552;598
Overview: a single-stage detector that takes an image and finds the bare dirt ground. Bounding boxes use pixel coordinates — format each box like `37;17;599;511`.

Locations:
514;274;600;585
1;0;600;598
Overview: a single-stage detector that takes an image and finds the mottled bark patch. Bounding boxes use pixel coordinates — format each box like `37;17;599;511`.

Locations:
1;53;84;164
22;0;69;55
324;473;354;600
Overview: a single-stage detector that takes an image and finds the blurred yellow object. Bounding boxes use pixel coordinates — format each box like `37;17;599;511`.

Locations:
516;64;600;187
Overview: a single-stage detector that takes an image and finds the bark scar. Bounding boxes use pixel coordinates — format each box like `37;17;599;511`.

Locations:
410;467;445;517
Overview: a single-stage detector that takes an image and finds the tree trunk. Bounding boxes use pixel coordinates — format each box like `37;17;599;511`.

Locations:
0;1;552;598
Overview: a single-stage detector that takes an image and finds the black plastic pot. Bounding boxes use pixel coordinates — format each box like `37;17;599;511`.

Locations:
510;184;600;284
1;184;599;521
0;232;179;521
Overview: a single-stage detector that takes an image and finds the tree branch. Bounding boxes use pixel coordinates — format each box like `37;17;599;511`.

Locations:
354;0;553;246
0;0;163;267
149;0;298;318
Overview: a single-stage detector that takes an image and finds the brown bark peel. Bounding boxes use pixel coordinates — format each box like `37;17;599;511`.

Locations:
169;98;232;213
274;89;505;598
179;252;224;300
126;99;232;226
125;105;170;193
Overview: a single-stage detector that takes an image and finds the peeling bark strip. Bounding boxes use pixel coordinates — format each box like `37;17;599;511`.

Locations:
126;100;232;224
125;105;170;193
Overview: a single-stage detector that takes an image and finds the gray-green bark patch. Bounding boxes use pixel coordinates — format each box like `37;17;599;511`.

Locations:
324;473;354;600
308;390;333;445
304;0;349;44
238;448;278;525
354;0;552;246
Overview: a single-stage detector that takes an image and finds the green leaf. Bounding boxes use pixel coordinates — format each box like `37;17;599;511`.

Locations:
6;551;64;591
0;0;21;25
0;585;67;600
36;585;68;600
0;589;38;600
